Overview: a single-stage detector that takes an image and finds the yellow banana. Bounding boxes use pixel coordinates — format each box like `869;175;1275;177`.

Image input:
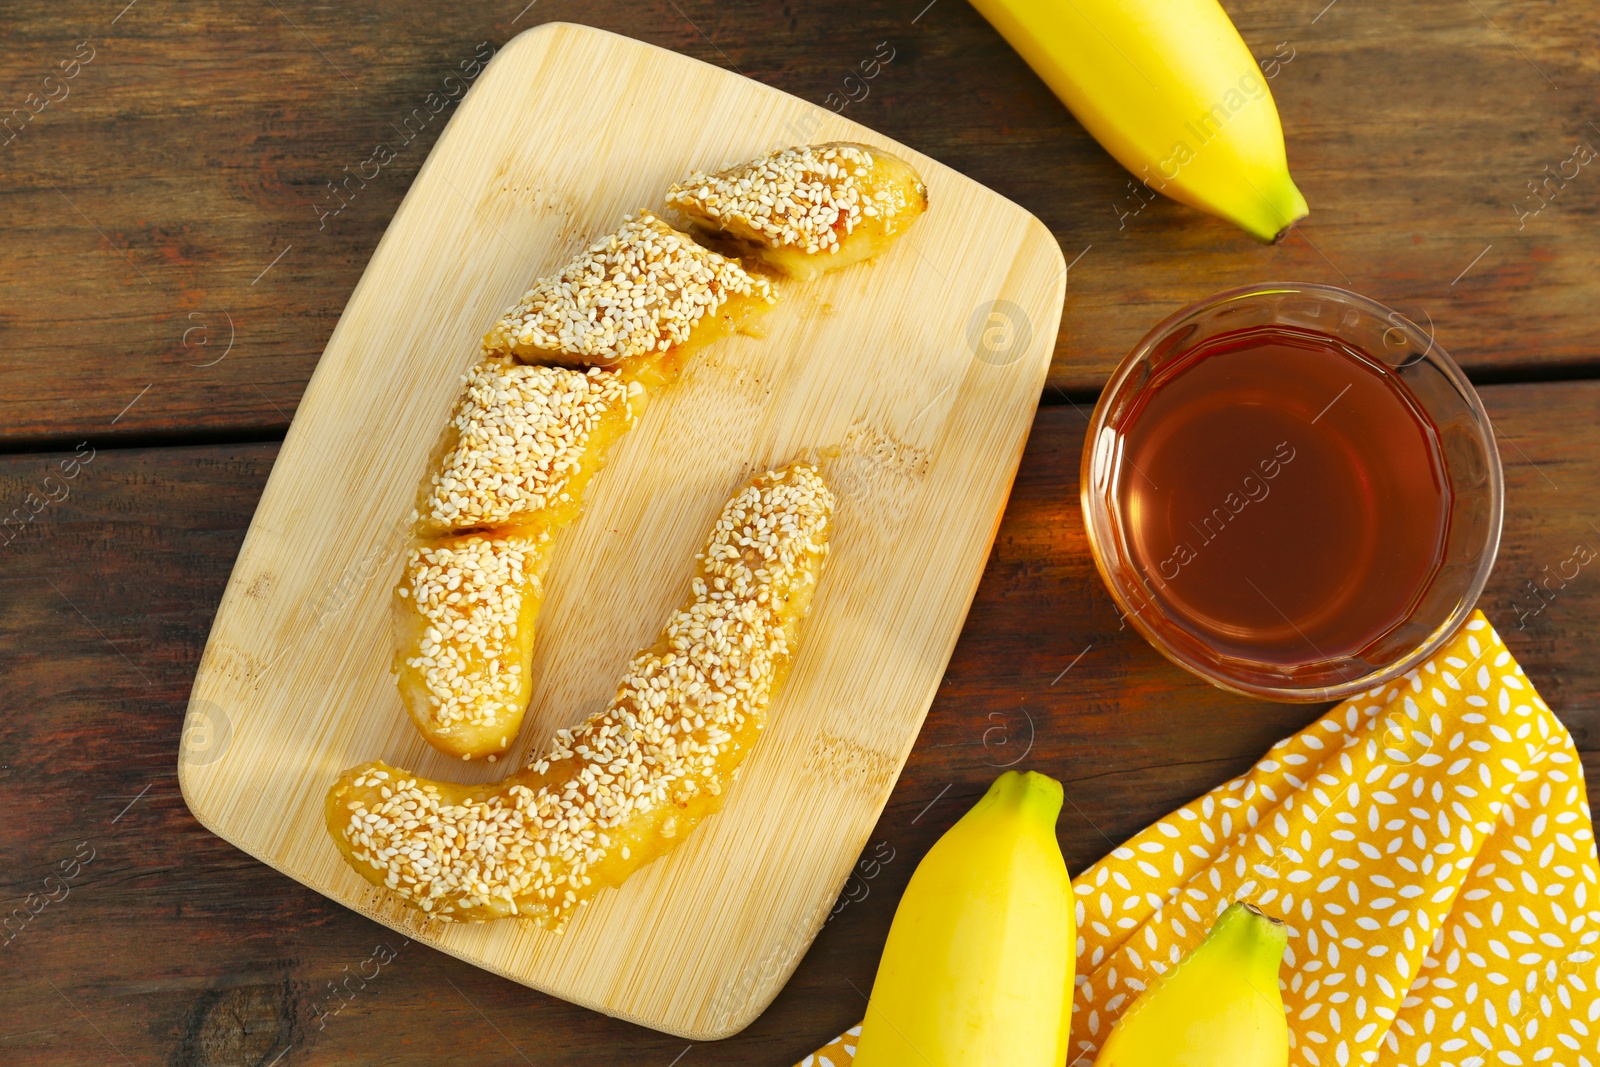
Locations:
853;771;1074;1067
1094;901;1290;1066
967;0;1308;241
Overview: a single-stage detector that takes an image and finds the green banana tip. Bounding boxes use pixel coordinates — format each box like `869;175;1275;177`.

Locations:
1268;179;1310;244
983;769;1065;816
1214;901;1290;958
1236;901;1286;926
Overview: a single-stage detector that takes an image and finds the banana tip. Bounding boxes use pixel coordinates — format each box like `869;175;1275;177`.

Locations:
1240;901;1286;926
1270;211;1308;245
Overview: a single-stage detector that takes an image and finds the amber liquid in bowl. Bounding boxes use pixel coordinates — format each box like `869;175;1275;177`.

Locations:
1117;325;1452;668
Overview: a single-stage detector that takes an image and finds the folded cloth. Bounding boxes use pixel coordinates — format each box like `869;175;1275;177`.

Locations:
796;612;1600;1066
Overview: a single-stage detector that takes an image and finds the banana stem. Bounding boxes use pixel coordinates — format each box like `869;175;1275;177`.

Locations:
1205;902;1288;986
963;770;1065;828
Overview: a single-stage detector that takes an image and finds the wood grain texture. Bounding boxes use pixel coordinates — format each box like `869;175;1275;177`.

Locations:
174;22;1064;1039
2;0;1598;447
3;0;1596;1060
2;380;1595;1064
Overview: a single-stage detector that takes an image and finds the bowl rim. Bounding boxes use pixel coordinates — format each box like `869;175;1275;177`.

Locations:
1079;280;1506;703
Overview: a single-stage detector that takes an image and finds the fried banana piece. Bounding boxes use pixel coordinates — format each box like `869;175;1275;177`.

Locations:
331;464;834;927
666;142;928;281
481;211;775;375
413;356;642;541
393;530;554;759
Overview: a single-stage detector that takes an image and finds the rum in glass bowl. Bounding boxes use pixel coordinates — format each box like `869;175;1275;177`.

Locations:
1081;283;1502;702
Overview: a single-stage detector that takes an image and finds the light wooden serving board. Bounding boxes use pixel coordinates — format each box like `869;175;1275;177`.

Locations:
180;22;1064;1039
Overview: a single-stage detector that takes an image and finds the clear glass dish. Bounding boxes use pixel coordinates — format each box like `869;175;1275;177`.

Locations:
1080;282;1504;702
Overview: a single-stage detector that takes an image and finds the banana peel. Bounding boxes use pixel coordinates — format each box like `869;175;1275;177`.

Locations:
1094;901;1290;1066
853;771;1074;1067
968;0;1308;241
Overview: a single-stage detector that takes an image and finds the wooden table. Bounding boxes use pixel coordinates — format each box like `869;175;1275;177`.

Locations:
2;2;1595;1063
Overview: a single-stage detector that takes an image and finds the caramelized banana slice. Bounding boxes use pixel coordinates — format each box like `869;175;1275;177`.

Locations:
481;211;775;374
414;356;642;540
331;464;833;927
393;531;551;760
666;142;928;281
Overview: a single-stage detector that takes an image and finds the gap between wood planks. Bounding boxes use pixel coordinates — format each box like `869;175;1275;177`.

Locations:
6;361;1600;458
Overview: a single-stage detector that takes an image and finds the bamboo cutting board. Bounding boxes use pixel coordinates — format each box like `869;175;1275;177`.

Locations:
180;22;1064;1039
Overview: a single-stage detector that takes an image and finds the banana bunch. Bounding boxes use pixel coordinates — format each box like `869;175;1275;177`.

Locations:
1094;901;1290;1066
852;771;1074;1067
967;0;1308;241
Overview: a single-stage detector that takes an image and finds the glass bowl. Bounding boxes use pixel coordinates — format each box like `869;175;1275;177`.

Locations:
1080;282;1504;702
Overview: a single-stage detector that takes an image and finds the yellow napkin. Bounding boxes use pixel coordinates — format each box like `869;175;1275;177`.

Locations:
796;612;1600;1066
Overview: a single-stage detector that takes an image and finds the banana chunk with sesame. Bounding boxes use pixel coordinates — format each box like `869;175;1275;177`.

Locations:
413;355;642;540
331;464;833;927
396;355;645;760
666;142;928;281
481;211;775;374
394;531;552;759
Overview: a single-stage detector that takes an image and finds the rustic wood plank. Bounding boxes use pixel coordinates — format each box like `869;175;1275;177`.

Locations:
1;378;1595;1062
2;0;1598;446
